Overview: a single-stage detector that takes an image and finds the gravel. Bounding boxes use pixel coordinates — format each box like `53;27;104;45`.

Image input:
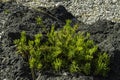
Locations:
19;0;120;24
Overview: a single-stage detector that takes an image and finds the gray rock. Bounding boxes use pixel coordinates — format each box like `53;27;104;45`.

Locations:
21;0;120;24
0;1;120;80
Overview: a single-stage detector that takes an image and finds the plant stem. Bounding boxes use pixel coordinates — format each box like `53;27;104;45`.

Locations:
31;68;36;80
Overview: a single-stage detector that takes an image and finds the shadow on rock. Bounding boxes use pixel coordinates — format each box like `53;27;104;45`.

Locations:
0;1;120;80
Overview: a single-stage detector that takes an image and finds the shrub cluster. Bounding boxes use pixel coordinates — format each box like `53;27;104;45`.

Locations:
14;20;110;80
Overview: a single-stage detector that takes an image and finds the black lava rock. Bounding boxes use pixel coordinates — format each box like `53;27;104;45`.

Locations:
0;1;120;80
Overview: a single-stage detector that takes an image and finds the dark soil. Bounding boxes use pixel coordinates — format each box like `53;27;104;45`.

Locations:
0;1;120;80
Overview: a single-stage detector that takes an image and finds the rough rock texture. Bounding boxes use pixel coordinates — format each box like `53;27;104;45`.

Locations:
2;0;120;24
0;1;92;80
21;0;120;24
78;20;120;80
0;1;120;80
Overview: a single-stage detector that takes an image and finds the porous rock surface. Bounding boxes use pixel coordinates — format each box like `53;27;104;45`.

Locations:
0;1;91;80
20;0;120;24
0;1;120;80
78;19;120;80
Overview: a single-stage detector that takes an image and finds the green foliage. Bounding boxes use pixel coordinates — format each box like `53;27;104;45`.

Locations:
14;19;110;79
36;16;43;25
4;9;10;14
94;52;110;77
69;61;79;73
14;31;28;58
53;58;62;71
82;63;91;75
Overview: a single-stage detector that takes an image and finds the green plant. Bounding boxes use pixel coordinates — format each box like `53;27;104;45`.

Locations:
36;16;43;25
14;19;110;80
14;31;28;58
35;16;48;34
14;32;43;80
4;9;10;14
94;52;110;77
53;58;62;71
69;60;79;73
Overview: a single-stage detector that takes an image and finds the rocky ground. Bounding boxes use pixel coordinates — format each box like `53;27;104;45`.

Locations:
0;1;120;80
21;0;120;24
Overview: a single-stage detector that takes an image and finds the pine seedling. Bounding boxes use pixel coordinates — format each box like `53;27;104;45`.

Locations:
53;58;62;72
14;19;110;78
14;31;28;58
94;52;110;77
69;61;79;73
